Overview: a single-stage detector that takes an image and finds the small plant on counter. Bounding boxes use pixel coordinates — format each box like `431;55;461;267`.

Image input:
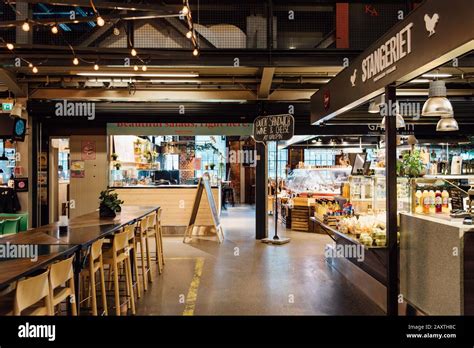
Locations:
99;189;124;218
114;162;122;170
209;163;215;170
111;153;118;161
397;149;425;178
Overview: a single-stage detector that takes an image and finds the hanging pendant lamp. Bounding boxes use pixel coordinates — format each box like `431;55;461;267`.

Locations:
422;80;454;116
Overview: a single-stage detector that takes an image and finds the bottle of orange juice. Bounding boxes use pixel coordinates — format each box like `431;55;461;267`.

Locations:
422;190;430;214
442;189;450;213
415;190;423;214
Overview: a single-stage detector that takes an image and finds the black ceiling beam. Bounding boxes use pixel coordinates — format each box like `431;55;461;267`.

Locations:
9;0;179;12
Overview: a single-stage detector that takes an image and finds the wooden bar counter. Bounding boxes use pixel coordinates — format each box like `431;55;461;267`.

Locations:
114;185;221;234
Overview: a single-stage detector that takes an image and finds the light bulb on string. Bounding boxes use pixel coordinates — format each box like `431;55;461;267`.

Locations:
93;64;99;71
186;30;193;39
182;6;189;15
28;62;33;68
51;25;59;34
131;48;137;57
96;16;105;27
193;48;199;56
6;43;14;50
133;65;139;71
113;26;120;36
73;57;79;65
22;20;30;32
142;65;147;72
32;66;38;74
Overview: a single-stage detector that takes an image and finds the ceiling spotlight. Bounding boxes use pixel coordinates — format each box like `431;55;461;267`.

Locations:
32;66;38;74
186;30;193;39
113;27;120;36
142;65;147;72
193;48;199;56
133;65;139;71
51;25;59;34
436;115;459;132
6;43;14;50
96;16;105;27
131;48;137;57
182;6;189;15
93;64;99;71
422;80;453;116
73;57;79;65
22;20;30;32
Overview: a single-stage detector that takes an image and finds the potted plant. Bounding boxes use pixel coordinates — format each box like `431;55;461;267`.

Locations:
99;189;124;218
209;163;215;170
397;149;425;178
111;153;118;161
114;162;122;170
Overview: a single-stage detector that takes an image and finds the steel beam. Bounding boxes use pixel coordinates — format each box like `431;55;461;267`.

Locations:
257;67;275;99
0;68;26;97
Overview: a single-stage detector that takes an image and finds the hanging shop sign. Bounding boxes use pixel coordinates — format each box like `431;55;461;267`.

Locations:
107;123;253;136
311;0;474;124
253;114;295;142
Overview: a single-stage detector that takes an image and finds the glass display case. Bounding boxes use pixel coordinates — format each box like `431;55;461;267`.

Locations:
349;176;410;214
285;167;351;195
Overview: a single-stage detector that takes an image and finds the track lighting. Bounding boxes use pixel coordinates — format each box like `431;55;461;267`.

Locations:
51;25;59;34
96;16;105;27
6;43;14;50
73;57;79;65
131;48;137;57
22;20;30;32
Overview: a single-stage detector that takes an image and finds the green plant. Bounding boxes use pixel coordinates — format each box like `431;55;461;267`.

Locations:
397;149;425;177
209;163;215;170
111;153;118;161
99;189;124;214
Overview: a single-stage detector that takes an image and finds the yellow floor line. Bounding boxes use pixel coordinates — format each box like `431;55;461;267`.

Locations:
183;257;205;316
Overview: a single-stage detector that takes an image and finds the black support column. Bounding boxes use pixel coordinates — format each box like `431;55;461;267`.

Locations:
385;84;398;316
255;141;268;239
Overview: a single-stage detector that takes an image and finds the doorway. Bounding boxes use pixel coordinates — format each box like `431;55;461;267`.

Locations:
49;138;70;223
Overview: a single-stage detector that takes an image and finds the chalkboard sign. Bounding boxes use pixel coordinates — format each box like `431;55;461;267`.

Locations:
450;189;464;211
253;114;295;142
183;173;224;243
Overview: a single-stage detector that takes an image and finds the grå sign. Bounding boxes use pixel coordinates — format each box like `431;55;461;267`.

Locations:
253;114;295;142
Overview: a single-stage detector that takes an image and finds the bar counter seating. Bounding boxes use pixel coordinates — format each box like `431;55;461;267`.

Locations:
0;205;164;316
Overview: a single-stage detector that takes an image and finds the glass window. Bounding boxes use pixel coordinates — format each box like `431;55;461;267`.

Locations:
268;142;288;179
164;154;179;170
58;151;69;180
304;149;335;166
194;136;226;179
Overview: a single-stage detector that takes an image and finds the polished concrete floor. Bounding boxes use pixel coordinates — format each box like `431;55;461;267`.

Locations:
136;205;384;315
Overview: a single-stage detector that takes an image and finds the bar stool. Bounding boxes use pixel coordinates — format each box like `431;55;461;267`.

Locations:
135;218;153;291
82;238;108;316
146;210;164;274
124;224;141;299
48;254;77;316
13;270;52;315
103;230;136;316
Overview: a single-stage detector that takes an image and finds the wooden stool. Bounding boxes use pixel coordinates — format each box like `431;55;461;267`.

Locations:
146;211;164;274
124;224;141;298
82;239;108;316
135;218;153;291
14;270;52;315
103;230;136;316
48;254;77;316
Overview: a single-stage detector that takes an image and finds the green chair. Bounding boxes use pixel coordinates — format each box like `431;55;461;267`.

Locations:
1;217;21;235
0;220;4;235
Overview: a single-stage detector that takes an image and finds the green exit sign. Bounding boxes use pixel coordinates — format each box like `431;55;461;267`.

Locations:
2;103;13;111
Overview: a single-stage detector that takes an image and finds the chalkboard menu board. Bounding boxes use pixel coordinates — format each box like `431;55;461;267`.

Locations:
253;114;295;142
450;188;464;211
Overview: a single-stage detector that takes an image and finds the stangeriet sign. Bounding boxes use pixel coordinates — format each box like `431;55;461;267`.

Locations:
311;0;474;125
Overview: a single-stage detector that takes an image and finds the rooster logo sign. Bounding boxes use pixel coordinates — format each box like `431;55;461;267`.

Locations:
424;13;439;37
350;69;357;87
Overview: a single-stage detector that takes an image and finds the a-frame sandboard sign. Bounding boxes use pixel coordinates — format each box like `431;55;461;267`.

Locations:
183;173;224;243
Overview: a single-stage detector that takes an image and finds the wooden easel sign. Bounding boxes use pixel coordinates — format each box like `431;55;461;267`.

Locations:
183;173;224;243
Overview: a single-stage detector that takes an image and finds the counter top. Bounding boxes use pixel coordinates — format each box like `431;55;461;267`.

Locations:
399;212;474;232
110;184;219;189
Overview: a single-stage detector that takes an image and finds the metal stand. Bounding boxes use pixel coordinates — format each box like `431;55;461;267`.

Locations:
262;140;290;245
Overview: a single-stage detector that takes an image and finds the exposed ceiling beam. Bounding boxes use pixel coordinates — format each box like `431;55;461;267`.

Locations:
0;68;26;97
257;67;275;99
162;17;215;49
10;0;178;12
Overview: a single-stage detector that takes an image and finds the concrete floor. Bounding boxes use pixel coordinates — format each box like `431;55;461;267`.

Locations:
136;205;384;315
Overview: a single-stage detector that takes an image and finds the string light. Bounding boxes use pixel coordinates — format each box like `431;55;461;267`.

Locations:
131;48;137;57
182;6;189;15
186;30;193;39
6;43;14;50
32;66;38;73
73;57;79;65
193;48;199;56
28;62;33;68
93;64;99;71
22;20;30;32
113;27;120;36
51;25;59;34
96;16;105;27
133;65;139;71
142;65;147;72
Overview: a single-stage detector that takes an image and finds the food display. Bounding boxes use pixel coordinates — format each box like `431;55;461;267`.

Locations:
285;167;350;195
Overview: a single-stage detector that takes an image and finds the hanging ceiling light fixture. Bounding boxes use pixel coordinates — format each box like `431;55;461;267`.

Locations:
421;80;453;116
407;135;418;145
368;94;385;113
380;102;405;129
436;115;459;132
